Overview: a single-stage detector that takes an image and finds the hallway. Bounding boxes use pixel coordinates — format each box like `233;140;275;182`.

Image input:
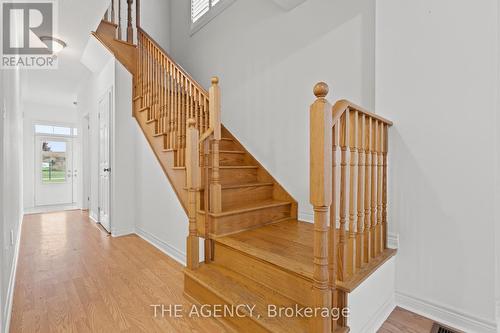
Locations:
9;211;225;332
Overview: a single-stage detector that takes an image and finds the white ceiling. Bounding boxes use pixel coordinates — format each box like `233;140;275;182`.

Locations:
22;0;110;107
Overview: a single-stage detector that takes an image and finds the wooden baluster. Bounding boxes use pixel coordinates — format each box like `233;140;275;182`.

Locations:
370;119;378;257
209;77;222;213
382;124;389;249
110;0;115;23
160;55;164;134
338;111;348;281
347;109;357;277
377;122;384;253
169;62;174;150
203;138;211;262
309;82;332;333
136;0;140;28
364;117;372;263
186;119;200;270
329;121;339;331
176;70;181;166
181;77;187;166
126;0;133;44
118;0;122;40
356;112;365;268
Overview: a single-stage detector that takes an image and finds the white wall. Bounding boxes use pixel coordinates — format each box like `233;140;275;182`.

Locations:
1;67;24;333
140;0;171;51
170;0;375;221
134;126;189;264
22;103;79;210
376;1;498;332
112;61;136;236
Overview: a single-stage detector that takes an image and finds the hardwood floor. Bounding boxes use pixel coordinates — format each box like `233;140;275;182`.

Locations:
10;210;433;333
10;210;225;332
378;307;435;333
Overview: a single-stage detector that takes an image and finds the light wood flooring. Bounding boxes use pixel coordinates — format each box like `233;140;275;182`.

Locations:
10;210;435;332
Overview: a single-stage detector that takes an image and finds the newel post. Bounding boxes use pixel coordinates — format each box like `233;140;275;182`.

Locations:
310;82;333;333
209;77;222;214
186;119;200;269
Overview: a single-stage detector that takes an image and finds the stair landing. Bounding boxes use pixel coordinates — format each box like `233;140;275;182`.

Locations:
216;219;397;293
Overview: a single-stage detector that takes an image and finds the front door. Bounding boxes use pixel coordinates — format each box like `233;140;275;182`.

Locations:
35;137;73;206
98;90;112;232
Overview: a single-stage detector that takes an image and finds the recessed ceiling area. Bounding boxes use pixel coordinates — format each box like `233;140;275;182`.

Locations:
21;0;109;107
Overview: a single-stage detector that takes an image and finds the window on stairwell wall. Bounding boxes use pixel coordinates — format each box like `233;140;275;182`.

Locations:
190;0;235;35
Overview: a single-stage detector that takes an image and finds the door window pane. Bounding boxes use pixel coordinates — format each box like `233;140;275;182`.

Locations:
53;126;71;136
41;141;67;183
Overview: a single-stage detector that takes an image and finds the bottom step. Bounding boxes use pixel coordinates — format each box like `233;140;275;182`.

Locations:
185;264;309;333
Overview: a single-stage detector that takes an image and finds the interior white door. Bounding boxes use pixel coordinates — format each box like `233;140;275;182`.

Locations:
35;136;73;206
72;136;80;205
98;91;112;232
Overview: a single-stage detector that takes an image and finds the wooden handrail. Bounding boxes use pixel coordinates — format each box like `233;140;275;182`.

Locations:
332;99;393;126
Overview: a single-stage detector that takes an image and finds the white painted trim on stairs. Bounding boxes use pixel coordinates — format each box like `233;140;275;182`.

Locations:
387;232;399;249
361;295;396;333
3;215;23;333
396;292;497;333
135;227;186;266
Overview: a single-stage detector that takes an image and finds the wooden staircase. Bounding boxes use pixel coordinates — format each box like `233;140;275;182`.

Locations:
93;2;396;332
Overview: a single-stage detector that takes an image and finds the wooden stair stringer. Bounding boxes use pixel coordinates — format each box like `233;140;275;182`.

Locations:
92;20;137;75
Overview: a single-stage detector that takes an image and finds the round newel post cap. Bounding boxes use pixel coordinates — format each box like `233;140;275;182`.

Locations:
313;82;329;98
211;76;219;85
188;118;196;127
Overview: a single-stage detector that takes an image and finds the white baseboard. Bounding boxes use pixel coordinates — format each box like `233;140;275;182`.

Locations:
135;227;186;266
387;232;399;249
361;295;396;333
396;292;497;333
298;211;313;223
111;228;135;237
3;215;23;333
89;211;98;223
496;300;500;330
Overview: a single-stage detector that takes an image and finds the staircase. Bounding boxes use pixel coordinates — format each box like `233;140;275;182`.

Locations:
93;1;396;332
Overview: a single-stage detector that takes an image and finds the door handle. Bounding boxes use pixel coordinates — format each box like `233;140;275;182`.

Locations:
103;168;111;172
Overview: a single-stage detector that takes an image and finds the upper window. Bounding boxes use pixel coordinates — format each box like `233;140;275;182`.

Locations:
35;124;78;137
191;0;234;34
191;0;220;23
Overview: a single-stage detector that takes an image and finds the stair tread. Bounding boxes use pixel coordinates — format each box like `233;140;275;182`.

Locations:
216;219;314;279
216;219;397;292
201;200;292;217
185;264;308;333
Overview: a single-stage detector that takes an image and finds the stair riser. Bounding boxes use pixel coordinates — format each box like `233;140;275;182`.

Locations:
219;152;246;166
211;204;292;236
203;168;258;185
200;185;274;211
220;140;239;151
184;275;270;333
214;243;314;307
221;185;274;210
